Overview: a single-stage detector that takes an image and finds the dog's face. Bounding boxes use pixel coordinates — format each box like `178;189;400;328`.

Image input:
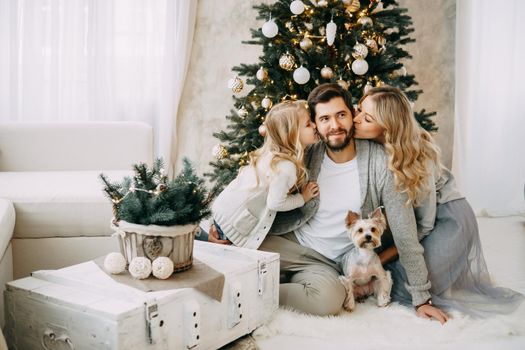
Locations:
345;207;387;250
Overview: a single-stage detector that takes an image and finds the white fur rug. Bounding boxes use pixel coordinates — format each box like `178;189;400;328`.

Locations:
253;299;525;349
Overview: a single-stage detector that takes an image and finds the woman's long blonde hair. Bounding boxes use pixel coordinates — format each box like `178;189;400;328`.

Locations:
249;100;309;191
360;86;443;206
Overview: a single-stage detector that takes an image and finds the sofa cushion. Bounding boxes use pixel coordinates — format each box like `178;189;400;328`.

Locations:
0;199;15;257
0;170;131;238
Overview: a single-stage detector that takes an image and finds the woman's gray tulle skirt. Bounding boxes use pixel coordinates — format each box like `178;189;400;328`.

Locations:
386;198;524;317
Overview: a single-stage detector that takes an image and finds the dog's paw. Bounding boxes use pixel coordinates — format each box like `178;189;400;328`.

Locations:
377;293;391;307
344;297;356;312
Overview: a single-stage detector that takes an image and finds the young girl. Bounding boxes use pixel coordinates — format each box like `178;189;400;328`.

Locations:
353;85;523;317
209;100;319;249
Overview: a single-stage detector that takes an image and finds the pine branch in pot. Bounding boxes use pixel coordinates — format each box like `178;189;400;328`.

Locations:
100;158;211;275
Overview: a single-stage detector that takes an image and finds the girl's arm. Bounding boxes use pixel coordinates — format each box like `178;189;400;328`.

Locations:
267;160;306;212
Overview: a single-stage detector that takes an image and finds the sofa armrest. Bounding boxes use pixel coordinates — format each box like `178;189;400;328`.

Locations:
0;199;15;258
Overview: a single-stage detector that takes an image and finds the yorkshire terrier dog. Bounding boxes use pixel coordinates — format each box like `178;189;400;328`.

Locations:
339;207;393;312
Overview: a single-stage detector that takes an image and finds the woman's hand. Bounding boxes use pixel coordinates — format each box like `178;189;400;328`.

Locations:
416;303;450;324
301;181;320;202
208;224;231;245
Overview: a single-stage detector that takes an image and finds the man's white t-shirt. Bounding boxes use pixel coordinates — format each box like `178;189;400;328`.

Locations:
294;152;361;263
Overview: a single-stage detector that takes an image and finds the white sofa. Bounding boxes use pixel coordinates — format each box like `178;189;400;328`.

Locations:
0;121;154;326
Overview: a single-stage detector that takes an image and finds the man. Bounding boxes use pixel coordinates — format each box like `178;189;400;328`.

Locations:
259;83;433;316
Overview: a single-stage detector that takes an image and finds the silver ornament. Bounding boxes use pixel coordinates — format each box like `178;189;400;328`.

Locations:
256;67;268;81
261;97;273;110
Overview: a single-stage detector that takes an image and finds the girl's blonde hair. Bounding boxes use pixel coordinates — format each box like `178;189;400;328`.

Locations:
360;86;443;206
249;100;309;191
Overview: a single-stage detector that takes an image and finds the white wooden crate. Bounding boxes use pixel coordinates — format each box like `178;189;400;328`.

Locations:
4;241;279;350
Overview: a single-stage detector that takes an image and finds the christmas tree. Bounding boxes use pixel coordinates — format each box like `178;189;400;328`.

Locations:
207;0;436;193
100;158;211;226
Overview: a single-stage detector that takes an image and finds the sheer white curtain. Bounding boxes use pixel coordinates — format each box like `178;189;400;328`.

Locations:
453;0;525;216
0;0;197;172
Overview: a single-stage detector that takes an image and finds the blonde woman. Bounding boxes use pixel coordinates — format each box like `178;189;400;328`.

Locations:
353;85;523;316
209;100;319;248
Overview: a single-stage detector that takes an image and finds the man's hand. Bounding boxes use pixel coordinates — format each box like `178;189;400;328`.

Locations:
208;224;231;245
301;181;320;202
416;304;450;324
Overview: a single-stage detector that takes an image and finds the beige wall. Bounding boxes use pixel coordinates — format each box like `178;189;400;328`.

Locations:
176;0;456;176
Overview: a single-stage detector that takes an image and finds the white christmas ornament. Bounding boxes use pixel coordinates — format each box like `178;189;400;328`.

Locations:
104;252;126;274
261;97;273;109
326;20;337;46
290;0;305;15
256;67;268;81
293;66;310;84
352;42;369;59
152;257;174;280
129;257;152;279
352;59;369;75
237;107;248;117
262;19;278;38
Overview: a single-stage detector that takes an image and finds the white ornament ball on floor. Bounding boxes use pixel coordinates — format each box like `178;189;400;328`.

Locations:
104;252;126;274
152;257;174;280
293;66;310;84
290;0;305;15
262;19;278;38
129;257;152;279
351;59;369;75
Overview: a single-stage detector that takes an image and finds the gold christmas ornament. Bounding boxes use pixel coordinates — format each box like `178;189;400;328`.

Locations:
337;79;349;90
256;67;269;81
376;36;387;46
261;96;273;110
345;0;360;12
320;66;334;79
212;144;228;159
227;76;244;93
300;36;313;51
352;42;369;59
365;38;379;54
279;52;296;71
357;16;373;27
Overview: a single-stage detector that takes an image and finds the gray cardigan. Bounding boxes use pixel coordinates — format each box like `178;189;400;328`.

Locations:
270;139;432;306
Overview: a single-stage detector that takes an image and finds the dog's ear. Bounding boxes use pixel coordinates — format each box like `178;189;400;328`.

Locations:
370;207;387;230
345;211;360;227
